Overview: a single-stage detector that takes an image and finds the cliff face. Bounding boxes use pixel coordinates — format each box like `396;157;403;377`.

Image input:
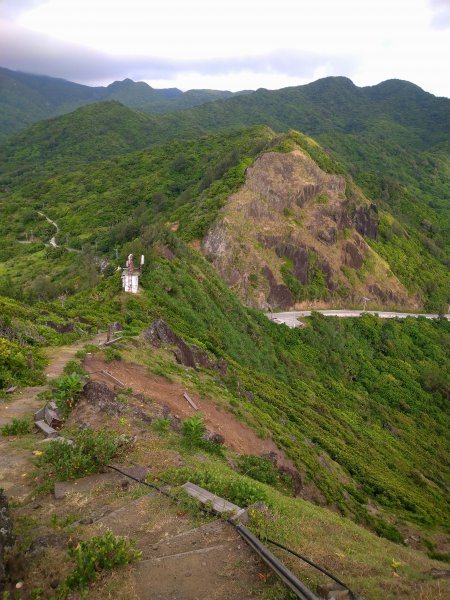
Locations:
203;149;414;310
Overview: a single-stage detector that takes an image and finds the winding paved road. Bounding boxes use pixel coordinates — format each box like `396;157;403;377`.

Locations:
37;211;81;252
267;309;450;328
38;210;59;247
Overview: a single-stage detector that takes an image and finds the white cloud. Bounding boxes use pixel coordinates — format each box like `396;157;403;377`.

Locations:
429;0;450;28
0;0;449;95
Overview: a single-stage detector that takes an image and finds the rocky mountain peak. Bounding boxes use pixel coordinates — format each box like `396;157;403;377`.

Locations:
203;148;413;310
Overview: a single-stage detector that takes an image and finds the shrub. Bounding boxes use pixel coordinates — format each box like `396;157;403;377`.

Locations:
181;413;223;454
182;413;205;448
62;531;141;595
63;360;87;377
103;346;122;363
53;373;84;417
153;417;171;435
370;517;405;545
236;455;294;495
1;418;31;436
37;428;119;480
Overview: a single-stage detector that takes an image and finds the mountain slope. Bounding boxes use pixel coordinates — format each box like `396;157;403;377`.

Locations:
204;139;414;309
0;101;160;175
3;232;449;548
0;67;250;142
3;75;447;246
1;118;447;310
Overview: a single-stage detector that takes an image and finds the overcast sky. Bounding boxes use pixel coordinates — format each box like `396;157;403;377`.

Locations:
1;0;449;96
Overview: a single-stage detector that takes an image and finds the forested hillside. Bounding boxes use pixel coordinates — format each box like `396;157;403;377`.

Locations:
0;67;247;142
2;232;449;543
1;75;448;309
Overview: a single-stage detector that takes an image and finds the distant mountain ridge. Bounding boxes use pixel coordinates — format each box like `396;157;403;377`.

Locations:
0;66;251;142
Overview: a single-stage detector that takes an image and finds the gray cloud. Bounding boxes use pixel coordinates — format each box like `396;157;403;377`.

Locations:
0;19;356;86
429;0;450;28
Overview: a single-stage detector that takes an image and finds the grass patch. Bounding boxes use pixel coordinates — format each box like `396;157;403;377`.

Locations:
236;455;295;496
164;460;269;508
1;418;32;436
59;531;141;597
36;428;120;481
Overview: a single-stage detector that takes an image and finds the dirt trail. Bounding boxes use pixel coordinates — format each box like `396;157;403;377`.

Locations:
93;494;267;600
0;334;106;502
85;356;295;467
44;332;107;379
1;339;274;599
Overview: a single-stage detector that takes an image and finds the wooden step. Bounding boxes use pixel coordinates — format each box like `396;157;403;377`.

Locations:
34;406;46;422
181;481;246;520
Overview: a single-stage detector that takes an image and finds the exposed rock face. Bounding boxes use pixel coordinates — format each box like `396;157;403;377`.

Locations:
274;244;309;284
42;321;76;333
142;319;196;367
0;490;14;582
263;266;293;308
203;149;413;310
142;320;228;374
344;241;364;269
353;204;379;240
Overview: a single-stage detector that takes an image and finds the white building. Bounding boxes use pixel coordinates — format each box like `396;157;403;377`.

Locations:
121;254;144;293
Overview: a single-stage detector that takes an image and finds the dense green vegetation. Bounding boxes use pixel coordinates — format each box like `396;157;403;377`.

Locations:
0;295;92;388
5;231;444;536
1;76;448;308
0;74;448;557
0;66;246;143
1;119;448;309
37;428;121;480
62;531;141;597
0;126;272;299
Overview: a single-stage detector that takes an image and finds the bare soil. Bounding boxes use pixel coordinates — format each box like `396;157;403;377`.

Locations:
84;355;295;466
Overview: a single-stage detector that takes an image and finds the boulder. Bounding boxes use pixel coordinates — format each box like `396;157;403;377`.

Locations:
203;430;225;445
27;534;66;557
279;466;304;496
142;319;196;368
82;381;122;416
42;321;76;334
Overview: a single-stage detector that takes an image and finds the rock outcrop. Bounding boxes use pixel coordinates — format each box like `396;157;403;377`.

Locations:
142;320;227;374
203;148;413;310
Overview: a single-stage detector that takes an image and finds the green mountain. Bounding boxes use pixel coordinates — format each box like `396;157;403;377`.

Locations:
1;76;449;596
0;66;249;142
1;82;448;310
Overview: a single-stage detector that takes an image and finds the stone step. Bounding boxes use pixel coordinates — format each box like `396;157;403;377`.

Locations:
35;420;58;438
44;406;63;428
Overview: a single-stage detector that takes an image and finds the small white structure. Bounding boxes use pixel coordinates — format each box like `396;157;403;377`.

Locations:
121;254;144;294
